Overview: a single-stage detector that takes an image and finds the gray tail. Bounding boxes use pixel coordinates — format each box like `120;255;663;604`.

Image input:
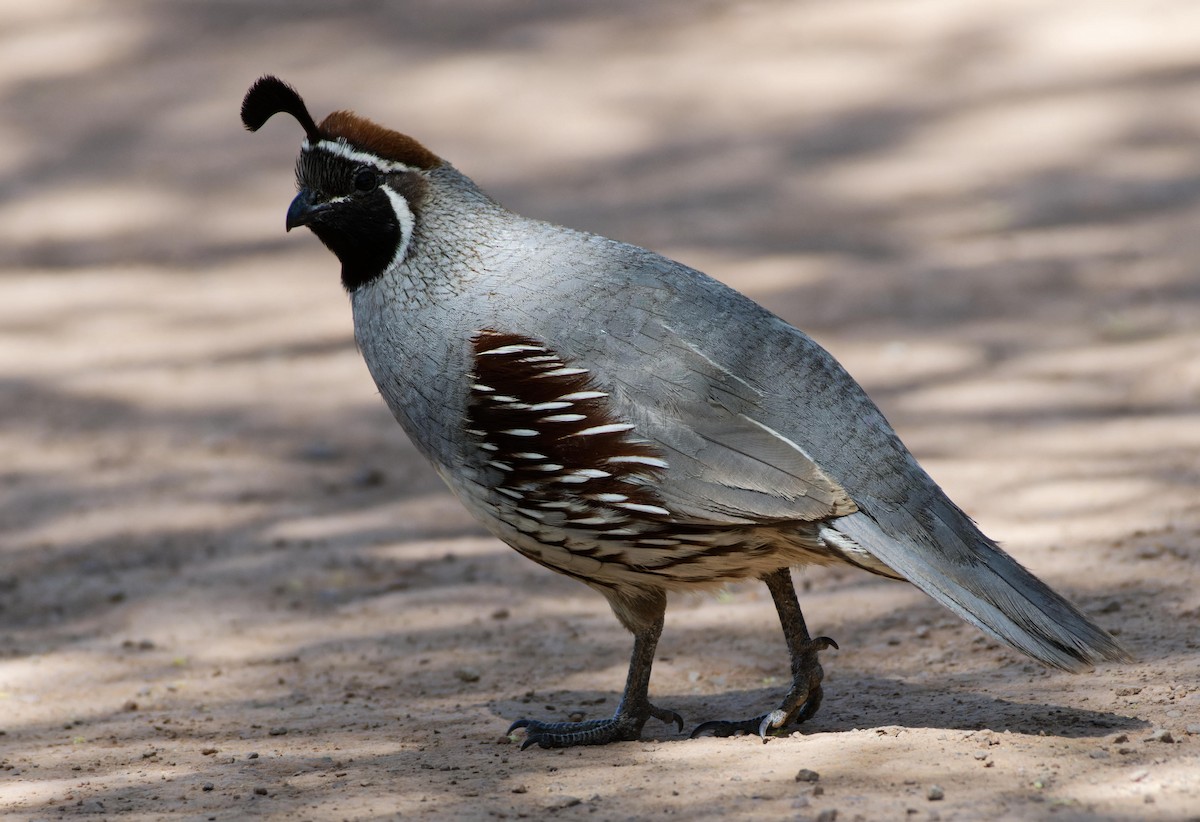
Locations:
830;498;1130;672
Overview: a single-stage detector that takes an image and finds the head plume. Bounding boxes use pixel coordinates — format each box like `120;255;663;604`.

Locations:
241;75;442;170
241;75;322;142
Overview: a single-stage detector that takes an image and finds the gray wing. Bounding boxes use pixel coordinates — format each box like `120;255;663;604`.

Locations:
606;319;861;526
602;311;1127;672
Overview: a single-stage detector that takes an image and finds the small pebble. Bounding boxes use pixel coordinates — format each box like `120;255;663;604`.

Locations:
816;810;837;822
1145;729;1174;744
268;727;288;736
795;768;820;783
202;783;214;792
254;786;268;796
455;668;481;683
927;785;945;801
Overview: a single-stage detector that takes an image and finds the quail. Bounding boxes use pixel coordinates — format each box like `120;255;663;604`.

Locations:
241;76;1128;749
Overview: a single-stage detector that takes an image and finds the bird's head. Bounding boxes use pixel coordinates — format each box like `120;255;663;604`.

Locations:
241;75;443;292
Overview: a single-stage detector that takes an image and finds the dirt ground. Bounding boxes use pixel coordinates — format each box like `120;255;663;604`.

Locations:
3;2;1200;820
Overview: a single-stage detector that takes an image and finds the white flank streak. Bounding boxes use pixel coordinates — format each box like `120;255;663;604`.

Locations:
557;391;608;401
618;502;671;516
526;401;572;412
520;355;561;364
480;344;546;356
479;442;498;452
501;428;538;437
540;413;587;423
592;493;629;503
487;461;513;472
563;469;611;480
464;428;485;437
489;395;521;404
569;515;620;526
496;487;523;500
516;507;546;521
512;452;547;460
541;367;588;378
574;423;635;437
606;455;669;469
471;383;495;393
535;463;565;472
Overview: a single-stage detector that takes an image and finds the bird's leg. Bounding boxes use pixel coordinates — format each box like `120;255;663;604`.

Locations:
508;589;683;749
692;567;837;741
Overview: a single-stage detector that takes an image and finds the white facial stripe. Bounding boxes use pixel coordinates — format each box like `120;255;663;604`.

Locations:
381;184;415;267
303;138;417;174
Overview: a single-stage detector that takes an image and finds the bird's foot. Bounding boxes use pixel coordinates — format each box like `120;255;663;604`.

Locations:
691;635;837;742
508;704;683;750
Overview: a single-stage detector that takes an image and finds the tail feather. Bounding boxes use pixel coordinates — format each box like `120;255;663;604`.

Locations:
830;500;1130;672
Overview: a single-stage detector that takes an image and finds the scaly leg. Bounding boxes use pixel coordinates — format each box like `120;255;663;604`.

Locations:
509;590;683;749
692;567;837;741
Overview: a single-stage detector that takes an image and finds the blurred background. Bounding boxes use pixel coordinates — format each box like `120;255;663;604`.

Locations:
2;1;1199;819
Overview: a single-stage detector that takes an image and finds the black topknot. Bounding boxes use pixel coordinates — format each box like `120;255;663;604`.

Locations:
241;75;323;143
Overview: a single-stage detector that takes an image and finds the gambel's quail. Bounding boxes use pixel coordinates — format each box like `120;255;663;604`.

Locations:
241;76;1128;749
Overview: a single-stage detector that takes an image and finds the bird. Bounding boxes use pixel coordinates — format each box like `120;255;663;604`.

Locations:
240;75;1128;749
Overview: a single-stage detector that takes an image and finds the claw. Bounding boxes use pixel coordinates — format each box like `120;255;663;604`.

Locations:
690;716;762;738
757;709;788;740
690;584;836;742
690;709;797;741
651;705;685;733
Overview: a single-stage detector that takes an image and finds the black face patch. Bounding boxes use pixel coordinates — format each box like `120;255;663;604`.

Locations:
293;147;420;292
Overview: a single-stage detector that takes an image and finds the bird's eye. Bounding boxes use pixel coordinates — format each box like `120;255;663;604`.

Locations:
353;169;378;193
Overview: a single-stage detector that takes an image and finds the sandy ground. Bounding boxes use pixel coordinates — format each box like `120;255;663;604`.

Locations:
3;2;1200;820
